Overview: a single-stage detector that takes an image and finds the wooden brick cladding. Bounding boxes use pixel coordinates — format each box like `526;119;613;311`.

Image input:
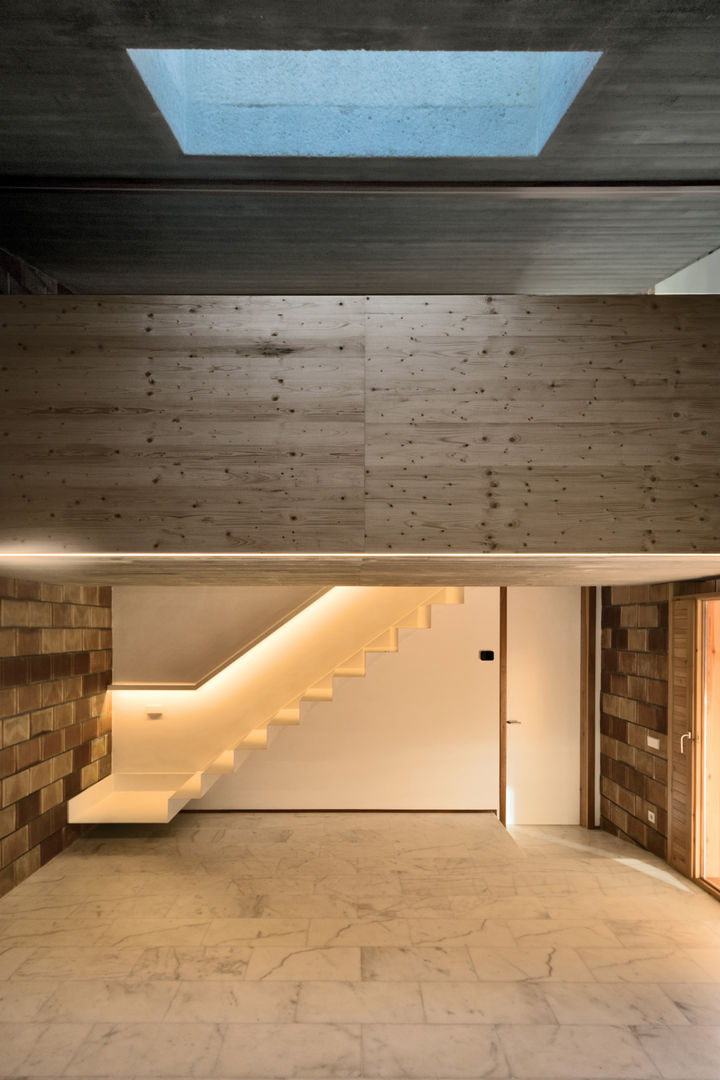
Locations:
600;583;670;859
600;575;720;863
0;576;111;895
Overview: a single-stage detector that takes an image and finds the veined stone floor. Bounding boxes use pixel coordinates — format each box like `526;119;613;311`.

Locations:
0;812;720;1079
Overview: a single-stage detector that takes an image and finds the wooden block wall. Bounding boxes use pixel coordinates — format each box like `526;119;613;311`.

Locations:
600;584;670;858
1;295;720;554
0;577;111;895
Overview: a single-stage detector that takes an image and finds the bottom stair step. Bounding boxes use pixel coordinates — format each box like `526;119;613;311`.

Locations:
69;787;189;824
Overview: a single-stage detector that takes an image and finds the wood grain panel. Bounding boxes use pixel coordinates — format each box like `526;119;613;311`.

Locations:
2;294;720;557
0;296;365;552
364;295;720;553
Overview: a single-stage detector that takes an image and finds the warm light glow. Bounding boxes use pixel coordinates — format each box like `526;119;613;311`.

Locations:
0;552;718;559
110;585;454;775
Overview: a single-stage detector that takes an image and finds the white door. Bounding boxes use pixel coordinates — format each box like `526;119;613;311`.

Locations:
506;587;581;824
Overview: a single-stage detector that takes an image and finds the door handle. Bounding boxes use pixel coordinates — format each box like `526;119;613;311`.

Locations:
506;719;522;725
680;731;693;754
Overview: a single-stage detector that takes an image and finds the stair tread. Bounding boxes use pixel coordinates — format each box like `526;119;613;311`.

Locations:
70;789;184;824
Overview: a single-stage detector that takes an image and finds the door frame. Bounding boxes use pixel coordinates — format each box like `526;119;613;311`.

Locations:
667;591;710;884
499;587;507;824
498;585;596;828
580;586;597;828
692;595;720;898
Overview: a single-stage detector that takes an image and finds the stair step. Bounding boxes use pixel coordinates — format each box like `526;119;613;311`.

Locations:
303;677;334;701
365;627;398;653
237;727;269;750
69;786;189;824
334;650;366;677
207;748;251;773
433;586;465;605
176;771;221;799
272;706;301;725
396;604;432;630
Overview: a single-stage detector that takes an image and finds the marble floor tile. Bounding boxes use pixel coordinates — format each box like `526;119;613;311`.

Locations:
100;918;211;949
215;1022;362;1077
362;1022;509;1077
1;813;719;1080
506;918;622;948
165;980;299;1022
0;980;58;1021
578;947;714;983
129;946;251;981
541;982;688;1025
245;945;361;981
362;946;477;982
682;948;720;980
421;981;555;1024
359;896;458;919
308;917;412;947
635;1023;720;1079
0;918;106;948
407;918;515;948
497;1023;658;1078
0;1021;90;1076
660;981;720;1024
607;920;720;949
449;895;549;919
66;1021;223;1077
12;948;143;981
203;917;309;947
254;893;359;918
297;980;424;1023
37;979;181;1022
0;945;34;979
469;946;595;982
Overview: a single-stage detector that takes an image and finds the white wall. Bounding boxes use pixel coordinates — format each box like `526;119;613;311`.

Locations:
656;246;720;293
194;587;500;810
112;585;321;685
506;586;581;825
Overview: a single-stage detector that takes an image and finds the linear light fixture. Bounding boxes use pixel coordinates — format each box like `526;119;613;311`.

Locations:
127;49;601;157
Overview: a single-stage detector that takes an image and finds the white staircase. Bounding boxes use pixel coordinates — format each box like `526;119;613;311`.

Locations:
68;586;464;823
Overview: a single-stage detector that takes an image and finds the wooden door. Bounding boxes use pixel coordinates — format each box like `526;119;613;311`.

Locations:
668;597;699;877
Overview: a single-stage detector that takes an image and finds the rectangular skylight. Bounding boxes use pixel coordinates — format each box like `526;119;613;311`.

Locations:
127;49;602;157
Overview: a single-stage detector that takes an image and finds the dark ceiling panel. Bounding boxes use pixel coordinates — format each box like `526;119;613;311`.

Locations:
2;191;719;294
2;2;719;292
2;1;720;182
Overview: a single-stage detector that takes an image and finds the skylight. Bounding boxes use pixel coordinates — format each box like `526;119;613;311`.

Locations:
127;49;601;158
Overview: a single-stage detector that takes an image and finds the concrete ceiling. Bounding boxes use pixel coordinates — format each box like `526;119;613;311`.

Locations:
2;1;720;293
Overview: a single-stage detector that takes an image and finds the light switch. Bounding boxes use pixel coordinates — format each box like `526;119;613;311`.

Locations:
647;734;660;750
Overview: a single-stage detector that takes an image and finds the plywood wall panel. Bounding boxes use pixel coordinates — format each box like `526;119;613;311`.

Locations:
1;296;365;552
1;294;719;555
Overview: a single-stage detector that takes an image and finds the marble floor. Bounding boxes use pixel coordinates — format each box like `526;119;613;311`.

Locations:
1;812;720;1080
